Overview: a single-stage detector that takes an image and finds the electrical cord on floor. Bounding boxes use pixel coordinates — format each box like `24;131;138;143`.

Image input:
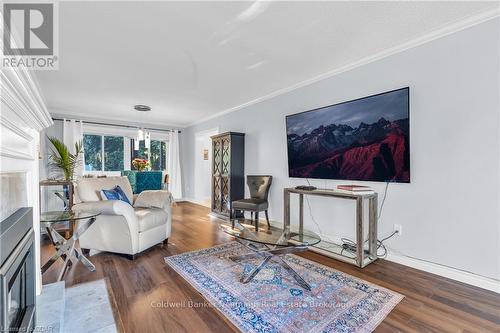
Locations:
303;179;397;258
340;230;398;258
341;181;395;258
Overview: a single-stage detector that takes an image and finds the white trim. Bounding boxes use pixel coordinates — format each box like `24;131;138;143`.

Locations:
385;251;500;294
0;147;34;160
51;111;185;130
195;127;220;138
0;114;34;141
189;8;500;126
184;197;211;208
0;70;52;131
206;213;500;293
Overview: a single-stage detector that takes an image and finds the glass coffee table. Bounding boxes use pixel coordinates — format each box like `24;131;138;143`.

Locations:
41;210;100;281
221;220;320;290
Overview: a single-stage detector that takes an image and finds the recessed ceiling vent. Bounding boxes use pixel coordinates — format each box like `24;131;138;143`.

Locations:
134;104;151;112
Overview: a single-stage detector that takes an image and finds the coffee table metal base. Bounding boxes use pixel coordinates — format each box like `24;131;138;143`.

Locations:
229;236;312;291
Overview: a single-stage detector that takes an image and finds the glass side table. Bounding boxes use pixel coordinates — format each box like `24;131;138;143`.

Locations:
40;211;100;281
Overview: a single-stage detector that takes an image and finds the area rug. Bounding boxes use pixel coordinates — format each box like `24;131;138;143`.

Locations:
165;242;403;333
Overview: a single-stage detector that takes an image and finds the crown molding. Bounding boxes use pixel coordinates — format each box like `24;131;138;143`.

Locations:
49;111;185;131
1;69;52;131
0;114;34;141
188;7;500;127
0;147;34;160
0;12;52;131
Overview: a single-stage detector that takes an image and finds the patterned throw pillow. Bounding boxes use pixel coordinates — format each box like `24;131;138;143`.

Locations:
101;185;131;205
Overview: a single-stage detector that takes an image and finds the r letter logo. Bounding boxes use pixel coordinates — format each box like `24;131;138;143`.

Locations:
2;2;58;69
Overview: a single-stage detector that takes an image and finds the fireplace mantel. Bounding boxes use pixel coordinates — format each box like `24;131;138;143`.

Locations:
1;65;53;295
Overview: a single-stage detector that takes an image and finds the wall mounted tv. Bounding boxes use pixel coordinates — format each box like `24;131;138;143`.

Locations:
286;87;410;183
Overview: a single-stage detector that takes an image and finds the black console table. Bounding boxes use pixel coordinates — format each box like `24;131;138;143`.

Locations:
283;187;378;268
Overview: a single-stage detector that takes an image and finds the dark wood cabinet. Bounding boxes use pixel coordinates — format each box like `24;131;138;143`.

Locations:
211;132;245;219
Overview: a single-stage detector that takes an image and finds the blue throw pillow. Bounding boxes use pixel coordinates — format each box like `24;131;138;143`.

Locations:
102;185;131;205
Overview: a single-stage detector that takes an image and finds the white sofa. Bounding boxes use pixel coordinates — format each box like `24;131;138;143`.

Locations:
73;176;172;259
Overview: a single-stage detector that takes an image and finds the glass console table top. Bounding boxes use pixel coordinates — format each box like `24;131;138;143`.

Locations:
40;211;100;223
221;221;321;247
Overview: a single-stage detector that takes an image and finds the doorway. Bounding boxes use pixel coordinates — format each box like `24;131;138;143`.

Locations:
193;128;218;207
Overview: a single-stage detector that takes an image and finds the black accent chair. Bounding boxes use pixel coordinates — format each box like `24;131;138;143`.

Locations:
232;175;272;231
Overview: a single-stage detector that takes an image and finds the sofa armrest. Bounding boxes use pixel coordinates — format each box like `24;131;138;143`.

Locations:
73;200;140;252
73;200;136;219
133;190;173;210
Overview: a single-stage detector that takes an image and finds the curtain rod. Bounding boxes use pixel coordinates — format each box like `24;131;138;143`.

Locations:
52;118;181;133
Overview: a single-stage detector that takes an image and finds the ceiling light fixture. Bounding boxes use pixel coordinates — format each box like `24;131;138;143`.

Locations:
134;104;151;112
134;105;151;151
144;132;151;149
134;137;140;150
137;128;144;141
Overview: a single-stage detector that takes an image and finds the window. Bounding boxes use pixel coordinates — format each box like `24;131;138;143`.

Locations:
83;134;102;171
150;140;167;170
131;139;167;171
104;136;124;170
84;134;124;171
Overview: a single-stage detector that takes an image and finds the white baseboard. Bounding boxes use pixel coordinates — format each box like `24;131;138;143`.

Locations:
182;206;500;293
384;251;500;294
270;221;499;293
183;197;210;208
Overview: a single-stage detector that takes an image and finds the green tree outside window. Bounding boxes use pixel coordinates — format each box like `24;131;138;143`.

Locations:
83;134;102;171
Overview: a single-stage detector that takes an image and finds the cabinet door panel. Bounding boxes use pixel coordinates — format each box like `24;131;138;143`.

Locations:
212;176;221;212
221;136;230;175
221;176;230;215
212;138;222;176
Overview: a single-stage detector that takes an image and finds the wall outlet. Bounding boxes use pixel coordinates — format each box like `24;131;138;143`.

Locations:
393;224;402;236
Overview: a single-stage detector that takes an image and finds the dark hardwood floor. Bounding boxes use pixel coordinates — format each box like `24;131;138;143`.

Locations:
41;202;500;333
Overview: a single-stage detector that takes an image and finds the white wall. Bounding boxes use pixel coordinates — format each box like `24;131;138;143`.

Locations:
191;128;218;206
181;19;500;282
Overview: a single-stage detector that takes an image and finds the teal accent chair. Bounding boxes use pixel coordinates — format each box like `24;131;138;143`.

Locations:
121;171;163;194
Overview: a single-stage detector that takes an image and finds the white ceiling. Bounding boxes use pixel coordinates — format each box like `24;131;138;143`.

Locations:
36;1;499;128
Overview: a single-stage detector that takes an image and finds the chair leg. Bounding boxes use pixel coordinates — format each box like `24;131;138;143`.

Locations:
255;212;259;232
250;211;254;223
265;210;270;228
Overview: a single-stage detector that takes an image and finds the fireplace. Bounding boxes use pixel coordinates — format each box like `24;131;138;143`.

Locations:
0;207;36;331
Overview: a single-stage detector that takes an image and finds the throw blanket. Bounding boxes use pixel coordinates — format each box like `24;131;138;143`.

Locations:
133;190;174;209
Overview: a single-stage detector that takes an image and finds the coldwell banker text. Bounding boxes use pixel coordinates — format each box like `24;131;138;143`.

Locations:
2;2;59;70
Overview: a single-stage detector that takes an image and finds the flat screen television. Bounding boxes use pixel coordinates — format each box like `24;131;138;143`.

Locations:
286;87;410;183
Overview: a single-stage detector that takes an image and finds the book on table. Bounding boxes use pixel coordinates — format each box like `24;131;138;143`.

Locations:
337;185;373;192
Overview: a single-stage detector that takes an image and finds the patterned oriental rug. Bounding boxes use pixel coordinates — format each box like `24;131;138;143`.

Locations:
165;242;403;333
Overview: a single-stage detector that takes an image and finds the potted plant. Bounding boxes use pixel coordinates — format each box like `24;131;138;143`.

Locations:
47;137;83;181
132;158;150;171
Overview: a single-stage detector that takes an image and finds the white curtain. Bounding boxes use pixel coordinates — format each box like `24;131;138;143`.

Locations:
63;119;84;178
167;131;183;199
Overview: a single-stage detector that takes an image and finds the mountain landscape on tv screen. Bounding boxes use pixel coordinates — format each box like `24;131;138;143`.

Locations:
286;89;410;182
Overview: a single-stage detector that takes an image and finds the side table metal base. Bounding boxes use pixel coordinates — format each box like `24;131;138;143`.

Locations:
41;217;96;281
